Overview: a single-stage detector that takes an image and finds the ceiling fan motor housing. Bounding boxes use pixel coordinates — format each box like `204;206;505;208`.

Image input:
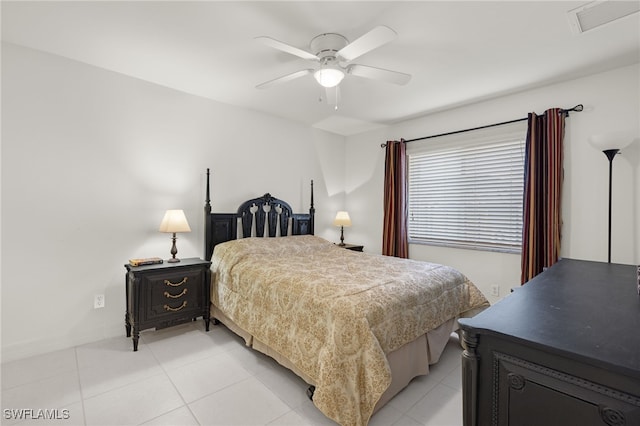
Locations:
310;33;349;61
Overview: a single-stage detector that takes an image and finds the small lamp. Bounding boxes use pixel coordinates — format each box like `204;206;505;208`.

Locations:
333;211;352;246
588;132;633;263
159;209;191;263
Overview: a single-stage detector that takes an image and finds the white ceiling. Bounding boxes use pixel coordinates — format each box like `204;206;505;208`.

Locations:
2;1;639;136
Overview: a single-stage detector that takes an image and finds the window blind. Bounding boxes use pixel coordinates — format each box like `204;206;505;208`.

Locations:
408;137;525;253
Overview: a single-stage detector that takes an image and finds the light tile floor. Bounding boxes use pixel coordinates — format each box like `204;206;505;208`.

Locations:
2;322;463;426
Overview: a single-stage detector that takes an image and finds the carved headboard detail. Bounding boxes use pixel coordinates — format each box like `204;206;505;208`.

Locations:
204;169;315;261
237;193;292;239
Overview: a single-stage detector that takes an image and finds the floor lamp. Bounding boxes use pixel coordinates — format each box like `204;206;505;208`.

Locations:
588;133;632;263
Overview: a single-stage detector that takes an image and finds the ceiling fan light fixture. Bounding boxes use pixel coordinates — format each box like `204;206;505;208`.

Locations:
314;67;344;88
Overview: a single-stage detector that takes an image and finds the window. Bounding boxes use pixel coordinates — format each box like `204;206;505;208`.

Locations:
407;124;526;253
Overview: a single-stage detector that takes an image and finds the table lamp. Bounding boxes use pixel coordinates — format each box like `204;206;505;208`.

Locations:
159;209;191;263
333;211;352;246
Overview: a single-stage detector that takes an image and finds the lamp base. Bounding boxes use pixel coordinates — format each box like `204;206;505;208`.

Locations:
168;233;181;263
603;149;620;263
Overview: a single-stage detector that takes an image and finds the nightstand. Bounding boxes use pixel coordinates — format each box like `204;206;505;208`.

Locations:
340;243;364;252
124;258;211;351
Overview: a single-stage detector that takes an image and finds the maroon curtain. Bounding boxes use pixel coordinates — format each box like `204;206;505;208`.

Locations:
383;140;409;258
521;108;566;284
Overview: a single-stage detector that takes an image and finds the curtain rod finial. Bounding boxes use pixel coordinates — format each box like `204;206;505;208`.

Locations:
563;104;584;116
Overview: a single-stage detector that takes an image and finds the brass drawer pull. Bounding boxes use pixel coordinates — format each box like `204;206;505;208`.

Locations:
164;301;187;312
164;288;188;299
164;277;188;287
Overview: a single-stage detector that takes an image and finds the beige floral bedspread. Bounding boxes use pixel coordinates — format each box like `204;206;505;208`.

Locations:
210;235;488;425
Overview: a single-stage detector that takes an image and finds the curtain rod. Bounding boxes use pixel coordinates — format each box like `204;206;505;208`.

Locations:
380;104;583;148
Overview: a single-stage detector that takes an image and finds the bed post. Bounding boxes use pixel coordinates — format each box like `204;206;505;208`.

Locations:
310;179;315;235
204;168;212;260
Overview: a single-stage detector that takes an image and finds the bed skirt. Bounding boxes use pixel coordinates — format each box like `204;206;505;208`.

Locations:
210;305;458;415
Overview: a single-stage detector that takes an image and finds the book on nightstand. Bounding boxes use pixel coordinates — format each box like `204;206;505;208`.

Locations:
129;257;164;267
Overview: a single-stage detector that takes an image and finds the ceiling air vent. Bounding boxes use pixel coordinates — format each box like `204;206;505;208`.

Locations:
567;0;640;34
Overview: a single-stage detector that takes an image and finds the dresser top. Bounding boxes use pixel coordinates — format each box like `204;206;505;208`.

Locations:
459;258;640;377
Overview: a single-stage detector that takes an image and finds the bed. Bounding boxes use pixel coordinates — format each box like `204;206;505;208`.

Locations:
203;169;489;426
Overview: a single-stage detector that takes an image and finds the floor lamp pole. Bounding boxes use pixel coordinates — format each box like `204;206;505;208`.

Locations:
603;149;619;263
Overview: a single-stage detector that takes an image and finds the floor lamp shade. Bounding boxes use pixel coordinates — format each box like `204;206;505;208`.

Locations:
159;210;191;262
587;132;633;263
588;132;633;151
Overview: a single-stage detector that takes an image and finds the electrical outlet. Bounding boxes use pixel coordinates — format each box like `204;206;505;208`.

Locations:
491;285;500;297
94;294;105;309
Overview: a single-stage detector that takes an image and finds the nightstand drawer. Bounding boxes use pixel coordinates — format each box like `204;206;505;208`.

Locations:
145;267;205;320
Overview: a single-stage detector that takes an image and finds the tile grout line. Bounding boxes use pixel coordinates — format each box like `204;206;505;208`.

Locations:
138;323;255;425
73;346;88;426
77;349;167;402
138;337;202;426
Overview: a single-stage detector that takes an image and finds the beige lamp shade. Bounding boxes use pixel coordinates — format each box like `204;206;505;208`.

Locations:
159;210;191;233
333;211;352;227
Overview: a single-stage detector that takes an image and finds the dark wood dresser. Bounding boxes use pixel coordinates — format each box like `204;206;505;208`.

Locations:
459;259;640;426
125;258;211;351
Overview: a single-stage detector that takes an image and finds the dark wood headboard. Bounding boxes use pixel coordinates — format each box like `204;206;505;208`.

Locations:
204;168;315;261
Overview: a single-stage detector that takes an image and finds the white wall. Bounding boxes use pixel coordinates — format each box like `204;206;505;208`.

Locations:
345;64;640;304
1;43;346;361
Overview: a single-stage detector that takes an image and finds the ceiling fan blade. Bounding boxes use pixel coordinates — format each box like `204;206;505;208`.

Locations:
337;25;397;62
256;69;313;89
347;64;411;85
255;36;319;61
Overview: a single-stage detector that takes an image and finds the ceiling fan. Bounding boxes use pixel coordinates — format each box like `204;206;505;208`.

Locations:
255;26;411;95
